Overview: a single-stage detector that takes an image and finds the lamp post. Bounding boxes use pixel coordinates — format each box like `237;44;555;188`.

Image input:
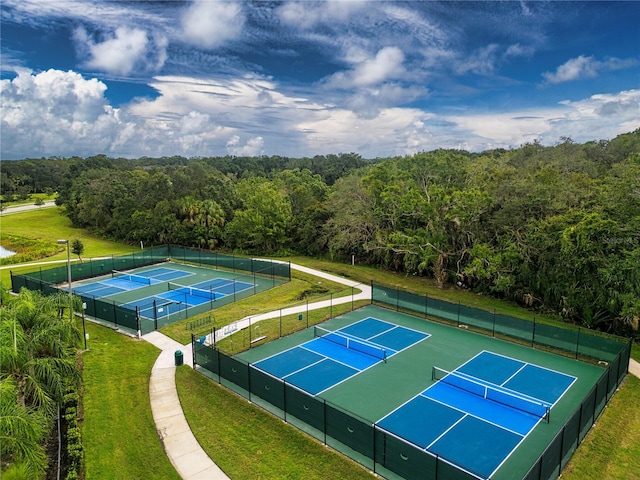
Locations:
57;239;73;323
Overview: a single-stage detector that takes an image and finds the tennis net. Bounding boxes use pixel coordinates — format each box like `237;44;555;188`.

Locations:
314;325;387;362
112;269;151;285
168;282;217;300
432;366;550;421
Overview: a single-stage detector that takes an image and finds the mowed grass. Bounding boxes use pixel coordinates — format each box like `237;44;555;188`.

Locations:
81;321;181;480
0;207;143;287
175;366;375;480
562;374;640;480
160;270;359;345
3;206;638;479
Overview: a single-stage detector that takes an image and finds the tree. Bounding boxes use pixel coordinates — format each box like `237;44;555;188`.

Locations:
0;378;48;478
225;178;293;253
71;239;84;263
322;175;380;262
0;289;81;479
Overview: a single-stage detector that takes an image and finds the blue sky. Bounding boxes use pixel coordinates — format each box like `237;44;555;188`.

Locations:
1;1;638;159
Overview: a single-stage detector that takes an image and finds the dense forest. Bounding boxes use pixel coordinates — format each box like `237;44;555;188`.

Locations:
2;131;639;338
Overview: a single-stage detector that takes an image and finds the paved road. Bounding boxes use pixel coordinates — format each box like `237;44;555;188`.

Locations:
0;200;57;215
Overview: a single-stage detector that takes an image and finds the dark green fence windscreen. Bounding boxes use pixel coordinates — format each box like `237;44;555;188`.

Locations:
193;342;485;480
371;282;630;368
10;245;289;336
191;284;631;480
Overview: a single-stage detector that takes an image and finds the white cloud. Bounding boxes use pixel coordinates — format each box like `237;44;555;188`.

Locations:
542;55;638;84
0;69;128;157
445;89;640;148
1;69;638;160
181;0;244;49
226;135;265;156
74;27;166;76
277;0;369;30
325;47;406;89
455;44;500;75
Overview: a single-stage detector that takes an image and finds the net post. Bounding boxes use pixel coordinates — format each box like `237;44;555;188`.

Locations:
546;407;550;423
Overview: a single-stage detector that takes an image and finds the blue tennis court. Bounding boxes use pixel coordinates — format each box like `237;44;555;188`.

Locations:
128;278;255;320
377;350;576;479
72;266;193;298
254;317;430;395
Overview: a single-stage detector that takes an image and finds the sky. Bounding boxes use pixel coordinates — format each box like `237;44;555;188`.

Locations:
1;1;639;160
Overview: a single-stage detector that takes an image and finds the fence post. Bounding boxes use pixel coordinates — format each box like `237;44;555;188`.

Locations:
153;300;158;330
306;300;309;328
370;280;374;304
532;317;536;348
191;334;196;367
352;286;354;311
575;328;581;359
425;293;429;318
492;309;496;337
330;294;333;319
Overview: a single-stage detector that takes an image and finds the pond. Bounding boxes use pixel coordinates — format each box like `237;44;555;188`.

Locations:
0;245;17;258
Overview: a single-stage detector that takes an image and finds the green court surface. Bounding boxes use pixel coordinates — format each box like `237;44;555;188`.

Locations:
237;304;605;480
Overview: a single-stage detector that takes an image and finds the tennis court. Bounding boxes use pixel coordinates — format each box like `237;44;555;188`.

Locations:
72;266;191;298
233;304;608;480
254;317;430;395
126;277;254;321
71;262;259;329
377;351;576;479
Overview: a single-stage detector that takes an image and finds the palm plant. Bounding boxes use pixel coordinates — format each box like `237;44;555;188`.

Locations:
0;288;82;478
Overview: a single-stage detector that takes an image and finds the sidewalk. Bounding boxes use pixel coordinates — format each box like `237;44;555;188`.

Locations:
140;263;638;480
143;263;370;480
145;331;229;480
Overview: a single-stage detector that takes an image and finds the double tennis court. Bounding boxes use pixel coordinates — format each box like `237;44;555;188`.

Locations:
254;317;430;395
72;263;255;321
130;277;254;320
72;266;191;297
377;351;576;479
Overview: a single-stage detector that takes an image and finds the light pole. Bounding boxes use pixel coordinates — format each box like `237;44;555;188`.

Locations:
57;239;73;323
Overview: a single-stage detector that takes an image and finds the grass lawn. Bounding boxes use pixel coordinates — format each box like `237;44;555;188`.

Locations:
160;270;360;346
81;321;181;480
175;366;375;480
3;206;638;479
562;374;640;480
0;208;141;287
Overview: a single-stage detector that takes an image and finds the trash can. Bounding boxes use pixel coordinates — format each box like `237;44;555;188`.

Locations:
174;350;183;366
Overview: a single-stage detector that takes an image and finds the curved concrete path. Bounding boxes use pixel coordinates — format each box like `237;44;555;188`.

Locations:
146;262;640;480
145;262;370;480
145;332;229;480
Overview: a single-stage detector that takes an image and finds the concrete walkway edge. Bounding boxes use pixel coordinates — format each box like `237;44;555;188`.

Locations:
144;263;371;480
140;263;638;480
145;331;230;480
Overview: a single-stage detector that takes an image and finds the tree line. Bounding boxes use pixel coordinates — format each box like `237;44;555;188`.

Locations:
4;131;639;337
